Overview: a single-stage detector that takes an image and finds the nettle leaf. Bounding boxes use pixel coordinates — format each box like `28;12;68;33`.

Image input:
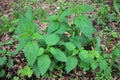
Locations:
64;42;76;51
79;61;90;71
70;36;89;48
65;56;78;73
55;22;69;34
24;41;39;66
0;56;7;66
37;54;51;75
61;8;75;17
72;50;79;56
32;32;43;40
18;32;31;40
18;66;33;78
89;50;100;58
48;15;58;22
113;48;120;58
38;48;44;56
50;47;67;62
44;34;60;46
113;1;120;15
14;40;27;55
47;22;59;33
13;76;19;80
74;16;96;39
25;6;34;22
15;12;38;34
0;69;5;77
79;50;93;63
99;59;108;70
49;61;56;72
78;4;95;13
7;58;13;68
47;15;68;34
47;22;68;34
32;63;41;78
91;61;98;71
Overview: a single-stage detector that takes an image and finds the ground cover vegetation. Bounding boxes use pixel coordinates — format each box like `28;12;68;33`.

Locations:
0;0;120;80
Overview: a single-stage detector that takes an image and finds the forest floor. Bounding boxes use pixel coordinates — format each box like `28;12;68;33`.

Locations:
0;0;120;80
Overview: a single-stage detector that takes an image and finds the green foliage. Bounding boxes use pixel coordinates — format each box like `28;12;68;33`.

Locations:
79;50;93;63
114;48;120;57
37;54;51;75
7;59;13;68
0;43;14;78
18;66;33;78
32;63;41;78
0;69;5;77
0;56;7;66
44;34;60;46
0;14;17;34
50;48;67;62
24;41;39;66
13;76;19;80
113;1;120;16
74;15;96;39
65;56;78;73
15;4;95;77
14;3;120;79
64;42;75;51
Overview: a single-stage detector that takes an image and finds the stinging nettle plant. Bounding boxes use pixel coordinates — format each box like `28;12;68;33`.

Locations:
15;4;110;78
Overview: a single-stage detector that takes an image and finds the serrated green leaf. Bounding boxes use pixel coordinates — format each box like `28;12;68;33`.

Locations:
14;40;27;55
24;41;39;66
32;32;43;40
37;54;51;75
13;76;19;80
44;34;60;45
89;50;100;58
25;6;33;22
61;8;75;17
66;56;78;73
0;69;5;77
50;48;67;62
78;4;95;13
49;61;56;72
18;32;31;40
32;63;41;78
48;15;58;22
70;36;89;48
0;56;7;66
113;1;120;15
18;66;33;78
38;48;44;56
47;22;59;33
79;61;90;71
15;13;38;34
113;48;120;58
55;22;69;34
7;58;13;68
99;59;108;70
79;50;92;63
65;42;76;51
91;61;98;71
72;50;79;56
74;16;96;39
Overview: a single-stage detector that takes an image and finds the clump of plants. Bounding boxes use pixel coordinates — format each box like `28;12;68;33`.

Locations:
14;3;120;80
0;14;17;34
0;47;14;79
